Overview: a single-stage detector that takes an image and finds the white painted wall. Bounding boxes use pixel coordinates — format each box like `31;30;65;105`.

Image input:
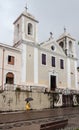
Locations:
67;58;71;88
34;47;38;84
22;16;25;40
74;60;78;89
21;44;27;83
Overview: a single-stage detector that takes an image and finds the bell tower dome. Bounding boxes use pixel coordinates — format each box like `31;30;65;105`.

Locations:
13;6;39;45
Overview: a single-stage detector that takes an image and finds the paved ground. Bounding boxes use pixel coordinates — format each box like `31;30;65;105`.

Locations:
0;107;79;130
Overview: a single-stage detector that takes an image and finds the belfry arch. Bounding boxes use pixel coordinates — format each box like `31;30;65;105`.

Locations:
28;23;33;35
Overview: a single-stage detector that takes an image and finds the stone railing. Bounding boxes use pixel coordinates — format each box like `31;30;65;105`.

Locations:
4;84;29;91
29;85;46;92
18;85;31;91
4;84;47;92
55;88;79;95
4;84;15;91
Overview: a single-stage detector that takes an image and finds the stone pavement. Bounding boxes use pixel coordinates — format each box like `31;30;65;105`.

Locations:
0;107;79;130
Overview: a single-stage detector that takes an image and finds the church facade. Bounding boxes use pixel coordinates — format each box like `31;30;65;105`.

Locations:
0;7;79;107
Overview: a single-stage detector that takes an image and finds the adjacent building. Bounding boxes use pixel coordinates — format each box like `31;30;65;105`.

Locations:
0;43;21;90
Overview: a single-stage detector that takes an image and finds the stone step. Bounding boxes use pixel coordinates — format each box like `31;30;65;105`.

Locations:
40;118;68;130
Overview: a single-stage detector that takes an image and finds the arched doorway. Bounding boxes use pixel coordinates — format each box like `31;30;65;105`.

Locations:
6;72;14;84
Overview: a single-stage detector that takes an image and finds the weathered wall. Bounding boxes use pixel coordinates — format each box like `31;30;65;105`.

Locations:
0;91;62;111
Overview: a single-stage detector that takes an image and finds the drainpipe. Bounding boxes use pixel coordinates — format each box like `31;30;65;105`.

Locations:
2;48;5;90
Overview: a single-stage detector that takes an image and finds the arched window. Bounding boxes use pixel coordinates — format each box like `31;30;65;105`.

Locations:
17;24;19;33
69;41;72;52
59;42;64;49
28;23;33;35
6;72;14;84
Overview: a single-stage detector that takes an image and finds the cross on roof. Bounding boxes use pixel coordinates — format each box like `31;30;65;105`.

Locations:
25;2;28;11
64;27;66;33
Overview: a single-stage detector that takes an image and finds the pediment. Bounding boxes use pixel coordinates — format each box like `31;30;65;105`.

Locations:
40;39;66;56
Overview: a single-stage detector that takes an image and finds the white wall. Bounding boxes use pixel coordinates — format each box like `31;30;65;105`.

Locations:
0;91;50;111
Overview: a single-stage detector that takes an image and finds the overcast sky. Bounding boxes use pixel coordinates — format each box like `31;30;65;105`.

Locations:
0;0;79;59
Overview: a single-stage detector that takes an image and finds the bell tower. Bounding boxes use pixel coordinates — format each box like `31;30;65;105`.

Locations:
57;29;78;89
57;28;76;58
13;6;38;45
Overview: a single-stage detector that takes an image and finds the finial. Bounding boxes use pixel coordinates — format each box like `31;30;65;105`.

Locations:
50;32;53;39
49;32;53;40
25;2;28;11
64;27;66;33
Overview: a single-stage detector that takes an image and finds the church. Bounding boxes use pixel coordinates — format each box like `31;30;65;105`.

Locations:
0;6;79;108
